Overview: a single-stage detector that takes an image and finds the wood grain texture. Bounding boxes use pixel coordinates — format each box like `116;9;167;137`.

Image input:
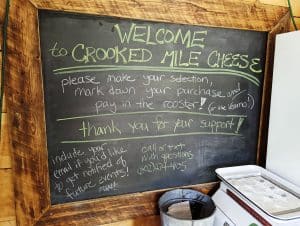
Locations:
260;0;287;6
36;183;217;226
0;0;5;37
0;221;16;226
290;18;300;30
290;0;300;16
0;169;16;223
5;0;289;225
29;0;288;31
0;1;16;225
6;0;50;225
0;0;7;114
102;215;161;226
0;113;12;168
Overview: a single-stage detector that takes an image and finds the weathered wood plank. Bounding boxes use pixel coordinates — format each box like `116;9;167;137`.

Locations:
0;0;5;19
0;220;16;226
0;2;14;225
6;0;49;225
0;0;7;113
290;17;300;30
29;0;288;31
290;0;300;16
260;0;287;7
36;183;217;226
102;215;161;226
0;113;12;169
0;169;16;223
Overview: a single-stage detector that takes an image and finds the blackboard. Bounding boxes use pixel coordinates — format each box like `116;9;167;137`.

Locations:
38;10;267;204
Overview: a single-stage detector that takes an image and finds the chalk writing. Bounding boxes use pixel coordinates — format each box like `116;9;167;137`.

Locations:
137;142;193;175
39;11;266;204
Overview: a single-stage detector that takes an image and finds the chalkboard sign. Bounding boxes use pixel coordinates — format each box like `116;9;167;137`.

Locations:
39;10;267;204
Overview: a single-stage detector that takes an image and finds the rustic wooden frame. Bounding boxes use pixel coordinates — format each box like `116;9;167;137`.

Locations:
6;0;290;225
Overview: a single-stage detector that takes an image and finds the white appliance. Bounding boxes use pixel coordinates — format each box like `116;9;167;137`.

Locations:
212;31;300;226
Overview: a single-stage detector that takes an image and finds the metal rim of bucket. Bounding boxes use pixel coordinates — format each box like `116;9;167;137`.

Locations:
160;208;216;222
159;189;216;222
160;198;209;212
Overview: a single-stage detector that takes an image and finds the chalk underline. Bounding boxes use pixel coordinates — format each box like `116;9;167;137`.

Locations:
52;65;260;87
56;110;247;122
61;131;242;144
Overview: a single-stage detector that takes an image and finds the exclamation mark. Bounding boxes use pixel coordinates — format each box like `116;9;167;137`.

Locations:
199;97;207;109
235;117;245;134
126;167;129;176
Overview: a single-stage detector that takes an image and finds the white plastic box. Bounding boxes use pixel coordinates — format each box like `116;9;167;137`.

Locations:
212;31;300;226
213;165;300;225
